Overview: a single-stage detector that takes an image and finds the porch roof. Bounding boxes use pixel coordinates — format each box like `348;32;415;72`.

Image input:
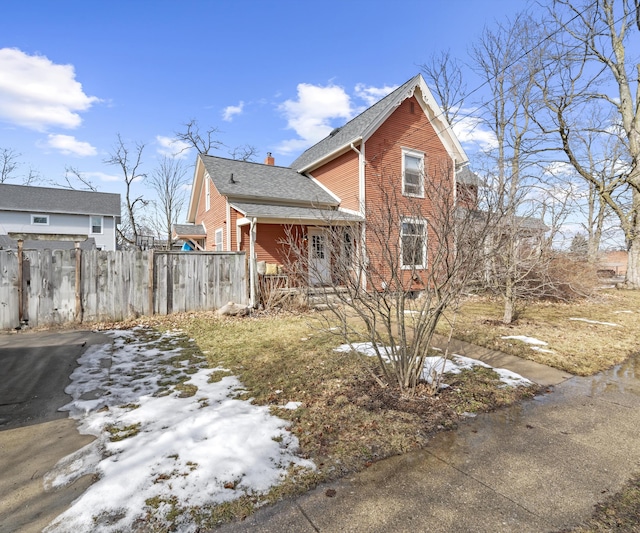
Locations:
230;202;363;225
172;223;207;237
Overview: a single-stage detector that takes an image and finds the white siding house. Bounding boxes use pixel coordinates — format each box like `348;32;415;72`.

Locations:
0;184;121;250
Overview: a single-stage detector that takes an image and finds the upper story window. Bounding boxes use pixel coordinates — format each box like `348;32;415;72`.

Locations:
214;228;223;250
205;177;211;211
401;217;427;269
91;216;103;234
31;214;49;225
402;149;424;197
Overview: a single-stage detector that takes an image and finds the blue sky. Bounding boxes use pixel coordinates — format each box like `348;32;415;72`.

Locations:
0;0;532;200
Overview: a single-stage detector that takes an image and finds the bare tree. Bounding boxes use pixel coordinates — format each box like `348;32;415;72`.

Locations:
148;156;189;248
544;0;640;287
420;50;467;126
57;165;98;191
176;119;261;162
470;13;555;323
0;147;19;183
228;144;259;162
282;164;494;395
104;134;148;247
0;147;40;185
174;119;223;155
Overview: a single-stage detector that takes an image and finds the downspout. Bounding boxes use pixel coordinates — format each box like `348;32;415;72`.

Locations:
350;142;368;291
249;217;257;308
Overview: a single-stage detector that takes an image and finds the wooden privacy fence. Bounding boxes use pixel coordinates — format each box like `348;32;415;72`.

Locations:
0;248;247;330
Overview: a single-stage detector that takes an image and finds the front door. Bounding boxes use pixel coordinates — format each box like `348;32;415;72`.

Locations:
308;228;331;286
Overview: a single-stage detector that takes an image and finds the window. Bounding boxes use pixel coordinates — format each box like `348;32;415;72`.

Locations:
90;216;103;234
312;233;325;259
205;177;211;211
214;228;223;250
401;218;427;269
31;214;49;225
402;149;424;197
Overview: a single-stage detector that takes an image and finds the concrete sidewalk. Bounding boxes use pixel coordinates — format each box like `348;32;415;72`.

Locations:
431;334;574;387
216;353;640;532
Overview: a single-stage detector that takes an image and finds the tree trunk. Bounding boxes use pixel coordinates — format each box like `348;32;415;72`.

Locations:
503;277;515;324
626;189;640;288
627;240;640;288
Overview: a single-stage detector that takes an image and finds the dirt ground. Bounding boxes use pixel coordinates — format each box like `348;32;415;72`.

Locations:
0;330;109;533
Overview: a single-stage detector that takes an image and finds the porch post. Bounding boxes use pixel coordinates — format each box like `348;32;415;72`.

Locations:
249;218;257;307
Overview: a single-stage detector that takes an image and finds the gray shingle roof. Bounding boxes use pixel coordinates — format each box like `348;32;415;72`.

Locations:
0;183;121;217
201;155;337;206
290;75;421;171
173;223;206;236
456;165;482;186
230;202;363;222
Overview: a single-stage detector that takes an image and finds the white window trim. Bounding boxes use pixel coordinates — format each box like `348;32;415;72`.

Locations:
90;215;103;234
214;228;223;251
31;214;49;225
400;217;427;270
402;148;425;198
205;177;211;211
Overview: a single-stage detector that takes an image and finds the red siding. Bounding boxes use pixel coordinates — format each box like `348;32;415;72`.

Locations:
311;149;360;211
255;224;303;264
363;95;454;288
194;172;227;250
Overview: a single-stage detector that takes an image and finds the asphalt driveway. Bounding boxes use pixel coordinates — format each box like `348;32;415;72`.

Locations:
0;329;110;533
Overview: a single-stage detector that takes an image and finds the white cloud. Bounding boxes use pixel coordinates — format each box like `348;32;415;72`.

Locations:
542;161;576;178
354;83;397;106
45;134;97;157
0;48;99;131
452;110;497;151
86;171;121;183
222;101;244;122
277;83;353;154
156;135;192;159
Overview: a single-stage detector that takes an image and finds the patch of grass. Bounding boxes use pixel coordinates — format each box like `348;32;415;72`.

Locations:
139;310;534;527
207;369;233;383
106;423;141;442
437;290;640;375
560;473;640;532
175;382;197;398
443;367;537;414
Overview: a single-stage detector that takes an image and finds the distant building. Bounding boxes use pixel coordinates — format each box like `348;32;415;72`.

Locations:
599;250;628;277
0;183;121;250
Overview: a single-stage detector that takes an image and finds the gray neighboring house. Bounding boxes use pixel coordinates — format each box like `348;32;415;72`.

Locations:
0;183;121;251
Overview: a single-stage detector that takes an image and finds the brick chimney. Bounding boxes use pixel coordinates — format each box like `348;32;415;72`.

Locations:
264;152;275;166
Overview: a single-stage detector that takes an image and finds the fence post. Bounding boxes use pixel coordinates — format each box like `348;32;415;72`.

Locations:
17;239;23;324
75;242;83;323
148;249;155;315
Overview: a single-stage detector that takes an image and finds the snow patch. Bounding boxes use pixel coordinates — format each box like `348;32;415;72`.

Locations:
45;329;314;533
569;317;620;327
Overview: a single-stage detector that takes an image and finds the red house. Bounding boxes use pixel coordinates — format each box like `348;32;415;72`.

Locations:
176;74;473;304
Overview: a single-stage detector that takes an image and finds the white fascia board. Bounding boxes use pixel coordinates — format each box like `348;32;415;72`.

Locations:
236;217;251;226
414;78;468;164
360;75;468;165
305;173;342;204
186;156;204;223
241;216;358;226
227;194;337;208
295;137;362;173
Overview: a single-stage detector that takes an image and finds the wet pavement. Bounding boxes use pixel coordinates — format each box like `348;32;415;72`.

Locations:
0;330;110;533
215;354;640;532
